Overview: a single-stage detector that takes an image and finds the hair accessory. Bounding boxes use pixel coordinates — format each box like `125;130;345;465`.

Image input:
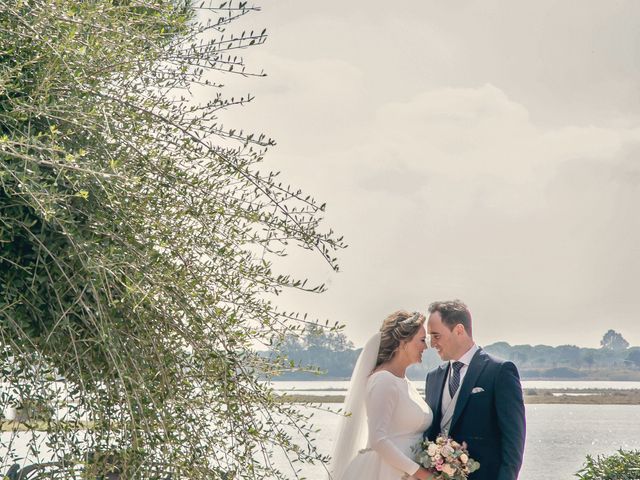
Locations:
400;311;421;325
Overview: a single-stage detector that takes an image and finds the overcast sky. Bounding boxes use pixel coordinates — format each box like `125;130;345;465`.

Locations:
212;1;640;349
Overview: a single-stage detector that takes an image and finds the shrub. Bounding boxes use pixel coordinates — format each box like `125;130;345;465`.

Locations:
576;449;640;480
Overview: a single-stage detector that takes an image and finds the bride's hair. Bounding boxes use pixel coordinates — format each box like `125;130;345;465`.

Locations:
375;310;425;368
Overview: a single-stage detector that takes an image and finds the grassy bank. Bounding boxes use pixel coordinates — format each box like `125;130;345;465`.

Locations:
278;388;640;405
3;390;638;432
523;388;640;404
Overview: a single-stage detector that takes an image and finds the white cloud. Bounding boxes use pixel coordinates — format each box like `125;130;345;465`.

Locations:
264;84;640;348
194;1;640;348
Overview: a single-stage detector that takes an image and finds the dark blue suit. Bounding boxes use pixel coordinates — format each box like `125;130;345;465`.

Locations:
424;348;526;480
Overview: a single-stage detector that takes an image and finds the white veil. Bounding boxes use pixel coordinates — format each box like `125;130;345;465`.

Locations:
329;332;381;480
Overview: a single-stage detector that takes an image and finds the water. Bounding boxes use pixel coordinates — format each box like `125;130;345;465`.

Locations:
2;405;639;479
4;380;639;478
280;403;640;479
523;404;640;479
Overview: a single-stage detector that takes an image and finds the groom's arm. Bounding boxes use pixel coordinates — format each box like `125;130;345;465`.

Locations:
495;361;526;480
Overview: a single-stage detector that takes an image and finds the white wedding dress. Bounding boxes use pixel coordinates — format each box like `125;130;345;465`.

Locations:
337;370;433;480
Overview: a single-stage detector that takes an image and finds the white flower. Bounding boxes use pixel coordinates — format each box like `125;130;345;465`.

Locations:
441;444;454;458
427;443;438;456
460;453;468;464
442;463;456;476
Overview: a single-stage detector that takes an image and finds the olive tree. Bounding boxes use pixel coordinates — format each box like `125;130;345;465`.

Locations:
0;1;343;478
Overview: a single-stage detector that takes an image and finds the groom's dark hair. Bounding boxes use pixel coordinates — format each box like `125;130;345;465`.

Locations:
428;299;472;337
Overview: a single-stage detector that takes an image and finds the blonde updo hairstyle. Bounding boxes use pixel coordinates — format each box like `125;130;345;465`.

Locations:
375;310;426;369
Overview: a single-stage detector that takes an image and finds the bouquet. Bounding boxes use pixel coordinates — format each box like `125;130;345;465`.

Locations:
415;435;480;479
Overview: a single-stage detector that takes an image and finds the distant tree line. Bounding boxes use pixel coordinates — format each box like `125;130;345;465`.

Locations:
269;329;640;381
265;325;360;379
482;334;640;380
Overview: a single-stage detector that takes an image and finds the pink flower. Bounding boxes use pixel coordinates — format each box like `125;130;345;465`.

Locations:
417;436;480;478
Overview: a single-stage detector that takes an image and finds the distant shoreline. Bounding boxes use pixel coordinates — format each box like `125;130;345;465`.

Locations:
272;375;640;382
278;388;640;405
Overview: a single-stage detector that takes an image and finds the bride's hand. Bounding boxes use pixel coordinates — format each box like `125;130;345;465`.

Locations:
413;467;435;480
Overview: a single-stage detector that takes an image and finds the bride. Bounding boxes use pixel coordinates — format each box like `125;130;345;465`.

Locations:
330;310;435;480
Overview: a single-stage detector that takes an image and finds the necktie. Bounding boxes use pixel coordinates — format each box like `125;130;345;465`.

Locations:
449;361;464;398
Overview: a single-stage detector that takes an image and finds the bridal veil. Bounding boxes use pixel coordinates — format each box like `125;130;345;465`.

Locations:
329;332;381;480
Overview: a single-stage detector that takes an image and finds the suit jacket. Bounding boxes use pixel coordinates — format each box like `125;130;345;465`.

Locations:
424;348;526;480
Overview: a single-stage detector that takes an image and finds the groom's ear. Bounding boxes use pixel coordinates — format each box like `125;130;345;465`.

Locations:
454;323;466;336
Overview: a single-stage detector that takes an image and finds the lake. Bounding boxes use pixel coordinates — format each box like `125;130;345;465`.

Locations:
275;403;640;479
267;381;640;479
3;380;639;479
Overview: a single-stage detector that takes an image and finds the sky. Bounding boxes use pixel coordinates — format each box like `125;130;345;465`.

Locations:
209;1;640;349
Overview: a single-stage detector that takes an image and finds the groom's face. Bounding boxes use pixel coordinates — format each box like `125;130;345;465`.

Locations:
427;311;458;361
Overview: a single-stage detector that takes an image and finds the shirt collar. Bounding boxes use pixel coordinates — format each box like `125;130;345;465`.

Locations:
450;343;479;367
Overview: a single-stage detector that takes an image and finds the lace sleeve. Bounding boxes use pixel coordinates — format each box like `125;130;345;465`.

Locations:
366;373;420;475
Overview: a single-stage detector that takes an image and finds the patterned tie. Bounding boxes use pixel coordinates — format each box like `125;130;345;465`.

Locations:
449;361;464;398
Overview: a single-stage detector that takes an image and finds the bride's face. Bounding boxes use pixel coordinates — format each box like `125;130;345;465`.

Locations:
402;324;429;364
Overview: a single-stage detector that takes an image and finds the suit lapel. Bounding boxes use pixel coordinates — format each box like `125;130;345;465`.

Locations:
429;364;449;427
449;348;489;433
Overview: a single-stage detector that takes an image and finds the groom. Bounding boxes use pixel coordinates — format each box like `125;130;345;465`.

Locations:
424;300;526;480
